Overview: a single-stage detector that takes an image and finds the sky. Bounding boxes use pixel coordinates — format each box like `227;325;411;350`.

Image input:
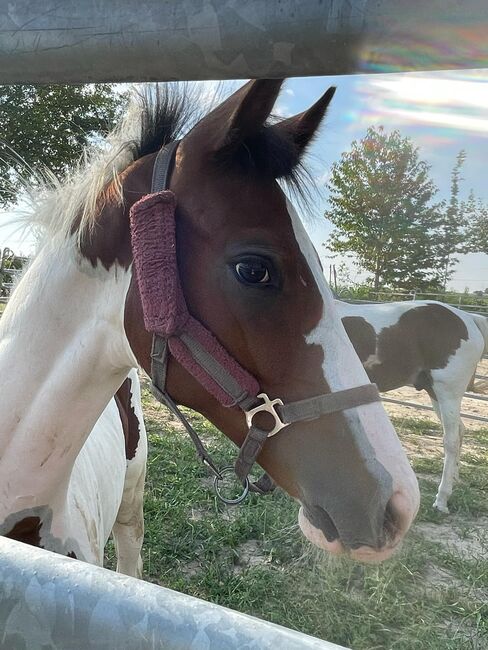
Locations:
2;69;487;292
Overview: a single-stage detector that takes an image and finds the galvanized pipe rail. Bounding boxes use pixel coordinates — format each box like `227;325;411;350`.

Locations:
1;0;488;83
0;536;346;650
382;396;488;424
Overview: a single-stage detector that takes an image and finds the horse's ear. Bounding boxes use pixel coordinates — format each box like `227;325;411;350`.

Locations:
272;86;336;158
190;79;284;152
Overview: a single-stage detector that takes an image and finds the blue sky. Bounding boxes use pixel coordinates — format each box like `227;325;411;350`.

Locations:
2;69;487;291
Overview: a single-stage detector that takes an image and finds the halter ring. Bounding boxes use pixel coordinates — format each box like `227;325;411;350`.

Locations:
245;393;289;438
214;466;250;505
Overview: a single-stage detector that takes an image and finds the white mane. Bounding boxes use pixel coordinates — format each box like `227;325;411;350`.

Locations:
27;98;145;243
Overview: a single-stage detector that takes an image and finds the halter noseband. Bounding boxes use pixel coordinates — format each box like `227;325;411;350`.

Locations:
130;142;381;504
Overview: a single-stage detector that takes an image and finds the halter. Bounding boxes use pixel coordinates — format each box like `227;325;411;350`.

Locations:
129;142;381;504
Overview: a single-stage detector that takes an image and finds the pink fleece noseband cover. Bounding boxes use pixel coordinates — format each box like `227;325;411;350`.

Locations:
129;190;259;408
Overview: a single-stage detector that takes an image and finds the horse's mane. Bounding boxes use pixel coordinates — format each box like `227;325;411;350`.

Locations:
23;85;203;243
22;83;314;245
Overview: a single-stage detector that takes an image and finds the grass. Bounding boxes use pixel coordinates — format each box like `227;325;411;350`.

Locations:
107;390;488;650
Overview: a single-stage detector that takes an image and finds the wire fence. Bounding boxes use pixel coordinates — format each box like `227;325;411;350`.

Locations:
338;289;488;315
381;354;488;425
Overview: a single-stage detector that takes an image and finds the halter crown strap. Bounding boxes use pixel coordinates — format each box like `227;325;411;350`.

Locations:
151;140;179;193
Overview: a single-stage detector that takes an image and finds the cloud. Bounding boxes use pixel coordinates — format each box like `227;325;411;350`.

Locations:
273;102;292;118
314;170;330;186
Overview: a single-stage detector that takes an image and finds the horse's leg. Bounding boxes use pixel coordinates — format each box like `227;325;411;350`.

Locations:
112;440;147;577
429;393;463;484
455;419;466;483
432;389;463;514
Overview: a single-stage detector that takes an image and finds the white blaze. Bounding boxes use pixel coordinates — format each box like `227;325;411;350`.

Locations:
286;200;419;556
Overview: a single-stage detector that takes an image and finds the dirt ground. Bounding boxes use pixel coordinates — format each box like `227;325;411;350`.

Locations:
381;358;488;430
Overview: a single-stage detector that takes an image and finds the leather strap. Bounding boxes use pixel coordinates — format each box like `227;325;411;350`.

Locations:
279;383;380;424
152;140;179;193
234;384;381;486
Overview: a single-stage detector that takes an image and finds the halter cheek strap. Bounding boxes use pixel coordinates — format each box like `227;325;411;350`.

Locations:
129;141;381;504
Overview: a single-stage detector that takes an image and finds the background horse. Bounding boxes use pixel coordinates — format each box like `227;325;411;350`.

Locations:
0;80;419;571
337;299;488;512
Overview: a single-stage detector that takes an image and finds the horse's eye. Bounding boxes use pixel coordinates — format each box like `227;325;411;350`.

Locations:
235;259;270;285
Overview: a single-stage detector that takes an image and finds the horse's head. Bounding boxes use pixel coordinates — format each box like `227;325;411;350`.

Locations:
123;80;419;562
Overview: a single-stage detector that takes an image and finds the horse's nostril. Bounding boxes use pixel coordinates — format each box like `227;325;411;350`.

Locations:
383;492;410;547
304;505;339;542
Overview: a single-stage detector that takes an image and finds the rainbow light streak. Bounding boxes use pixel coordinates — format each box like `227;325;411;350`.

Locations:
341;70;488;149
359;24;488;74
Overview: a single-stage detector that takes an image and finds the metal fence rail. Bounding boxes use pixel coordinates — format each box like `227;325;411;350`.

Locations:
0;537;346;650
1;0;488;83
382;396;488;424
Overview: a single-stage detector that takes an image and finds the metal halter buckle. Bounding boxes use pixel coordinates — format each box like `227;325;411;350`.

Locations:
214;466;250;505
245;392;289;438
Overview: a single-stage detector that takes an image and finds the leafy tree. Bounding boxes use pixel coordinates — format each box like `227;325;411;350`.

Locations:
325;126;445;291
0;247;25;297
0;84;125;206
464;191;488;255
438;150;467;289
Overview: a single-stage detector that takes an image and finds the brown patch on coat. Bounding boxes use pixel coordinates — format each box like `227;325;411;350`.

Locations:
343;305;469;392
342;316;376;362
75;156;154;270
4;516;42;546
115;377;141;460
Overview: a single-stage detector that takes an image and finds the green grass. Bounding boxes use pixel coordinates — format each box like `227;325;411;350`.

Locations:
107;391;488;650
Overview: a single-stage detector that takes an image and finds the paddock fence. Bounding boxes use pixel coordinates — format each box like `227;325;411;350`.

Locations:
2;0;488;83
380;358;488;425
337;289;488;316
0;536;346;650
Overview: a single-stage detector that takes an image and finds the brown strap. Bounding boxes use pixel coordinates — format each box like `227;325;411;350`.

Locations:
250;472;276;494
235;383;380;491
278;383;380;424
235;425;269;485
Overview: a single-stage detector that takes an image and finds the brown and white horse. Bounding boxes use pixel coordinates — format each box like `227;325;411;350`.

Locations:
0;80;419;572
337;299;488;513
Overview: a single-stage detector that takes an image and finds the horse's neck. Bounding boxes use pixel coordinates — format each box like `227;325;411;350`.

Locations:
0;237;136;517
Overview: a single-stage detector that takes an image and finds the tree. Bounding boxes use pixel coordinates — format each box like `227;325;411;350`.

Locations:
325;126;445;291
0;247;25;297
464;191;488;255
438;150;467;289
0;84;125;206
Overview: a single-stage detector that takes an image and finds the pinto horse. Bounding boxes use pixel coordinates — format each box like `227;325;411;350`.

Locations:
338;299;488;513
0;80;419;572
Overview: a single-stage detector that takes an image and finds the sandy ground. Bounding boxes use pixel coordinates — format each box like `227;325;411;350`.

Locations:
381;358;488;430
